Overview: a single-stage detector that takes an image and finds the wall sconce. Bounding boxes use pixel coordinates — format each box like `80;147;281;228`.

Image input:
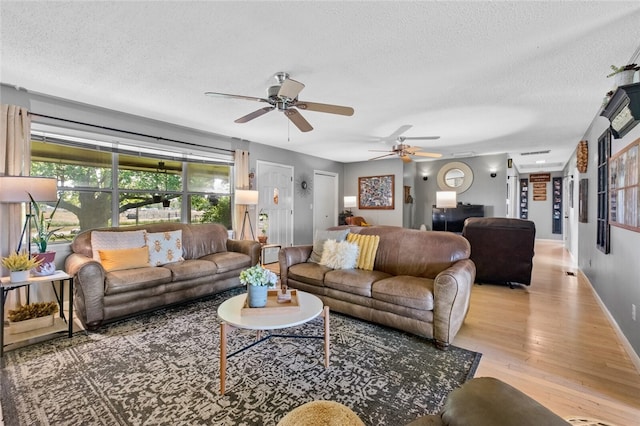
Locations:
422;175;428;181
490;172;497;178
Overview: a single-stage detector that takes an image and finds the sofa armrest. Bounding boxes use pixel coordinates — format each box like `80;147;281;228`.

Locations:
65;252;106;327
433;258;476;348
226;239;261;266
278;245;312;287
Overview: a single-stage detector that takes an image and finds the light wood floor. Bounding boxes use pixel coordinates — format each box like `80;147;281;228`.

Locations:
269;240;640;425
453;239;640;426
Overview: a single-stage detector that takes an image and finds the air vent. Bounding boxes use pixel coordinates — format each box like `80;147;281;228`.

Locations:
521;162;563;169
520;150;550;156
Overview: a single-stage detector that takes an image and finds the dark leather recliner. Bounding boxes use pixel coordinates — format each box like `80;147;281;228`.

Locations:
462;217;536;287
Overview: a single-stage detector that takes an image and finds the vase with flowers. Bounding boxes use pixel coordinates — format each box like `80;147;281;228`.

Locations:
239;264;278;307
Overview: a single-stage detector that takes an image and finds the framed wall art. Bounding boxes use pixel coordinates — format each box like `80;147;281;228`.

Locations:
609;137;639;231
359;175;395;209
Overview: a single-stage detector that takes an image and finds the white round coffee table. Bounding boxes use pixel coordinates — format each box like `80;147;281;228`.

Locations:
217;290;330;395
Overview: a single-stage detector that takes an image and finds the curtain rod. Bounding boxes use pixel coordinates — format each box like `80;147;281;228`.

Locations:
29;112;236;154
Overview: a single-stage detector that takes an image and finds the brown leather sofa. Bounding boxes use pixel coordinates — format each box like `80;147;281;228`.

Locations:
407;377;569;425
65;223;260;329
462;217;536;287
279;226;476;349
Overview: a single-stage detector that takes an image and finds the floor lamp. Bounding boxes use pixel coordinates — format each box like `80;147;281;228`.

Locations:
436;191;457;232
0;176;58;254
235;189;259;240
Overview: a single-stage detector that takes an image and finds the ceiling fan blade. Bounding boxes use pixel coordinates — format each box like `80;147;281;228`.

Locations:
404;146;421;154
294;101;355;116
284;109;313;132
278;78;305;99
204;91;269;103
413;151;443;158
368;153;396;161
234;106;275;123
401;136;441;140
368;149;394;153
401;155;412;163
387;125;413;140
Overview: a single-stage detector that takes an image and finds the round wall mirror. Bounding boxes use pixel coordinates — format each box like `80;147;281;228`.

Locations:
437;161;473;193
444;168;465;187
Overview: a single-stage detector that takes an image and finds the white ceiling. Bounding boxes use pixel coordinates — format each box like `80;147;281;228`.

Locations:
2;1;640;172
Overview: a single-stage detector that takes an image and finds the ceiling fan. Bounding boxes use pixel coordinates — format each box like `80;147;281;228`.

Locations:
368;125;442;162
204;72;354;132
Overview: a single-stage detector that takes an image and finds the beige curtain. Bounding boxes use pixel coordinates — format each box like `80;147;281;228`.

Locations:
1;104;32;316
233;149;251;240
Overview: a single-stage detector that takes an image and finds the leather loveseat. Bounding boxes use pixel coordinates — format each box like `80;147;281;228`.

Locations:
279;226;476;349
65;222;260;329
461;217;536;287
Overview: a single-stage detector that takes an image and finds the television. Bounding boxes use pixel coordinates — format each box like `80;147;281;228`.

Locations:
432;204;484;233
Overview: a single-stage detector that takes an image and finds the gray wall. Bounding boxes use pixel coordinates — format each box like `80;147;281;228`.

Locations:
575;118;640;356
411;154;508;229
343;159;404;226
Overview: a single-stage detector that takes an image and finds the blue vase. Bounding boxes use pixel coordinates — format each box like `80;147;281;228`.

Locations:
247;285;268;308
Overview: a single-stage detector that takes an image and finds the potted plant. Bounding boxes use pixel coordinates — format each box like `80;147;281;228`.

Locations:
607;63;639;87
258;211;269;244
28;192;61;276
239;264;278;307
1;250;42;282
7;301;59;334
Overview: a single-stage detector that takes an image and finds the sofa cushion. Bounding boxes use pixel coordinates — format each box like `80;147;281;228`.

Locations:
98;247;151;272
346;233;380;270
91;230;147;261
325;269;391;297
199;251;252;273
163;259;218;281
372;275;434;311
288;262;332;286
308;229;350;263
320;240;359;269
105;267;172;295
146;230;185;266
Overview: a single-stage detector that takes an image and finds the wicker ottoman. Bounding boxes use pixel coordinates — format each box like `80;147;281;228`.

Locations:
277;400;364;426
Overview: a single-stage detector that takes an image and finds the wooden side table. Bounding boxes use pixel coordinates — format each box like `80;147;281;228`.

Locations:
260;243;281;266
1;270;74;358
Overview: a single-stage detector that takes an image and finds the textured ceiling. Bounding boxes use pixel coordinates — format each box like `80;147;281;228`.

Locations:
2;1;640;172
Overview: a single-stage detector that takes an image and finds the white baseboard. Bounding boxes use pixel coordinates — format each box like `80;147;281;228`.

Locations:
578;269;640;374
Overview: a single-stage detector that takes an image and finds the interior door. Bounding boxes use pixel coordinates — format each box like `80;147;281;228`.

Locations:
313;171;338;235
256;161;293;263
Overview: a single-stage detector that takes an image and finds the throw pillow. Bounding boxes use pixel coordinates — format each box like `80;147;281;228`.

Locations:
146;230;185;266
308;229;350;263
98;247;151;272
91;230;147;262
346;233;380;271
319;240;359;270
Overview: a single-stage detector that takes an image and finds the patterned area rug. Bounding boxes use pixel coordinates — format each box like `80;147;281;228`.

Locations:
1;288;481;425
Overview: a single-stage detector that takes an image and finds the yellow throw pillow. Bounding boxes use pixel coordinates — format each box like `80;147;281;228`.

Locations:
98;246;151;272
346;233;380;271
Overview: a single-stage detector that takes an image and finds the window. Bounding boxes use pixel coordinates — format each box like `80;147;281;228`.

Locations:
596;131;610;253
30;134;233;244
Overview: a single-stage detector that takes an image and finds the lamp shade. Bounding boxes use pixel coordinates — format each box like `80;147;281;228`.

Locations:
436;191;457;209
344;196;357;209
0;176;58;203
235;189;259;205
